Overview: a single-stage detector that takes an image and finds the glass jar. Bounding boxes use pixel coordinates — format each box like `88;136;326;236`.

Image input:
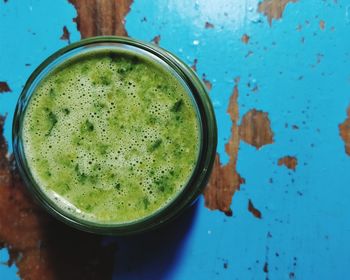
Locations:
12;36;217;235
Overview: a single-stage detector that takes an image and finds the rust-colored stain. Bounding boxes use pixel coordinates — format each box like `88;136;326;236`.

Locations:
258;0;298;25
68;0;133;37
339;106;350;156
151;35;161;45
202;74;212;91
248;199;262;219
205;22;214;29
0;82;12;93
204;82;245;213
278;156;298;171
60;26;71;43
241;34;250;44
0;116;116;280
191;58;198;72
319;20;325;30
240;109;274;149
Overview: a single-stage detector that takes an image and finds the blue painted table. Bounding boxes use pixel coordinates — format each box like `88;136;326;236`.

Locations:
1;0;350;279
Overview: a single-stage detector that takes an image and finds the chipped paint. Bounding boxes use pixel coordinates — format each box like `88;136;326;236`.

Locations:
239;110;274;149
278;156;298;171
241;34;250;44
205;22;214;29
68;0;133;38
0;116;8;178
0;0;135;279
258;0;298;25
191;58;198;72
0;116;117;280
3;0;350;279
263;261;269;280
151;34;161;45
248;199;262;219
201;74;212;91
204;83;244;213
60;26;71;43
319;19;325;30
204;79;274;214
0;82;11;93
339;106;350;156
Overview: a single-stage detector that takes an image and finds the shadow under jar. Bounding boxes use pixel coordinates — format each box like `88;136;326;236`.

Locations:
13;36;217;235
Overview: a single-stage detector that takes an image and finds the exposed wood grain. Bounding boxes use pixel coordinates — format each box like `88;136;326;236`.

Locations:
339;106;350;156
204;82;245;213
0;1;135;279
0;116;9;182
278;156;298;171
240;109;274;149
258;0;298;25
68;0;133;38
204;80;275;214
0;116;116;280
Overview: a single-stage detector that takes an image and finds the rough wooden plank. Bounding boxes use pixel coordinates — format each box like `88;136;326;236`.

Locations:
258;0;298;25
204;80;245;215
278;156;298;171
68;0;133;37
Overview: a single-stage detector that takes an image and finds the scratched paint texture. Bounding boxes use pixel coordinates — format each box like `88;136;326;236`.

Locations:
1;0;350;279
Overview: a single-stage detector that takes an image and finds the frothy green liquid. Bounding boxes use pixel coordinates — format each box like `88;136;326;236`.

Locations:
22;48;200;224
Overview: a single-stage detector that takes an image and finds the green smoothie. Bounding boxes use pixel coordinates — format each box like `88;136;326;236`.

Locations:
22;49;200;224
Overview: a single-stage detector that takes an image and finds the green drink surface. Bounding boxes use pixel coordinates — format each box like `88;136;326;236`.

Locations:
22;48;200;224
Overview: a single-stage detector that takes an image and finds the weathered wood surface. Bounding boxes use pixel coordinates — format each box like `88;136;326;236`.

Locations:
1;0;349;279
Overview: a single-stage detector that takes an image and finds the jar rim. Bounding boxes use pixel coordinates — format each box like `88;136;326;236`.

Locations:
12;36;217;235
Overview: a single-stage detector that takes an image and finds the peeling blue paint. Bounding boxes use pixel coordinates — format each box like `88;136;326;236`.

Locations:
1;0;350;279
0;248;19;280
124;0;350;279
0;0;80;153
0;1;79;278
